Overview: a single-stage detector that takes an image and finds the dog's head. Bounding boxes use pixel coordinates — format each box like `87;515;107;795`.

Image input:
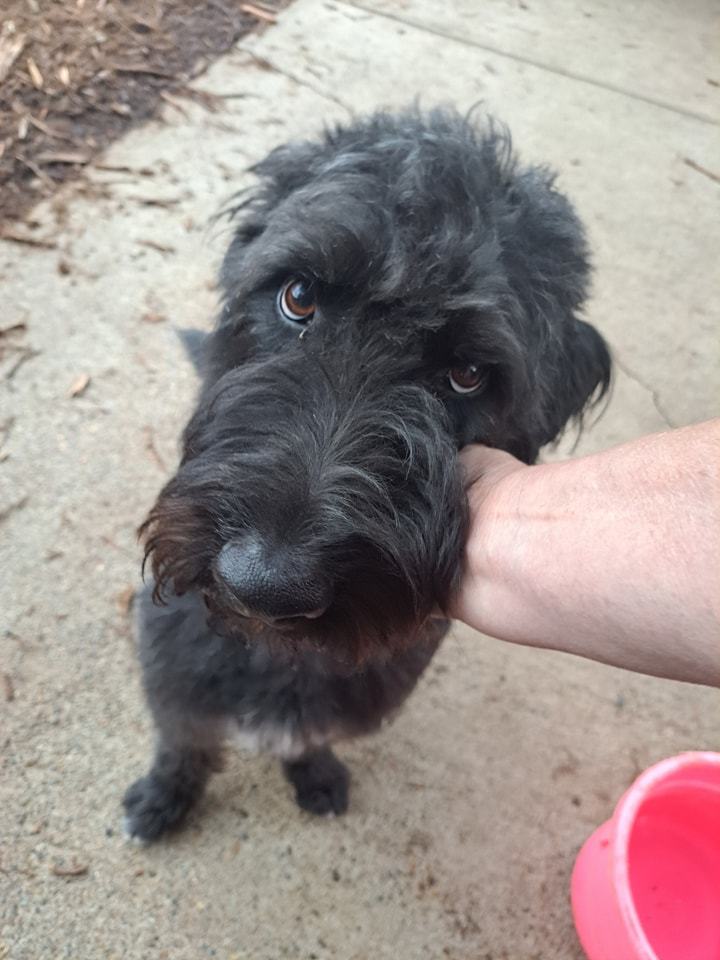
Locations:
143;109;610;661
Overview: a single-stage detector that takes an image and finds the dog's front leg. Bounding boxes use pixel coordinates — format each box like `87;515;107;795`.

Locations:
123;715;224;843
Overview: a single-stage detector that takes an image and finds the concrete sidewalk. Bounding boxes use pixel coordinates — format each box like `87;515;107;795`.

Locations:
1;2;718;958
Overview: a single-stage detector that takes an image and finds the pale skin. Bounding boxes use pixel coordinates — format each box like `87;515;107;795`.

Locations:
450;419;720;687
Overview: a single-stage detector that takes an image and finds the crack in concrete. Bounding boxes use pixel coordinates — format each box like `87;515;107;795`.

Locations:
0;494;29;527
338;0;719;128
234;46;354;117
614;357;677;428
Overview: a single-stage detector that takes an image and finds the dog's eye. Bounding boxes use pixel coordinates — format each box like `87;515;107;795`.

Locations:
278;278;316;324
448;363;485;395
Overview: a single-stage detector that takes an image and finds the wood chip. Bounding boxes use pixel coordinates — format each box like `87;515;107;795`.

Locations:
4;349;39;381
0;322;27;338
26;57;43;89
683;157;720;185
28;115;73;140
68;373;90;397
2;673;14;702
116;585;136;616
93;163;155;176
240;3;278;22
0;494;29;524
51;861;89;878
160;89;190;118
16;155;54;190
109;62;176;78
58;64;70;86
244;53;274;71
36;151;90;166
0;228;56;249
142;425;167;471
129;195;180;208
137;238;176;254
0;33;26;85
141;311;167;324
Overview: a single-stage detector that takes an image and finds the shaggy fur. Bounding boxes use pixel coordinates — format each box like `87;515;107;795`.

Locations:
123;108;611;841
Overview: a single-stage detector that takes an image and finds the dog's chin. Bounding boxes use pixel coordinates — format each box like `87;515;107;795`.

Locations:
199;587;430;667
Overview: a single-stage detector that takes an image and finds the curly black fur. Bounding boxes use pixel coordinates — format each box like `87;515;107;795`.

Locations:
124;108;611;842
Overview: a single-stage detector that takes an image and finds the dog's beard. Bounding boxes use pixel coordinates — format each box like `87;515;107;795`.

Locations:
142;495;459;664
141;360;468;664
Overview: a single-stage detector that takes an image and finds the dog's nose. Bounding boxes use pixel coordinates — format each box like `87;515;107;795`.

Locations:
214;537;332;621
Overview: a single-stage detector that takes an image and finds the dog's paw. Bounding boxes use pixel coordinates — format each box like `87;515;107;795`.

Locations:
122;774;195;843
283;750;350;817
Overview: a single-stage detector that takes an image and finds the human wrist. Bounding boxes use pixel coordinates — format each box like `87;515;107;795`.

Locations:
456;451;602;647
454;456;546;640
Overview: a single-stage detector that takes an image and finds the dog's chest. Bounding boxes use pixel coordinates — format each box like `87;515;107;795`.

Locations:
225;717;332;760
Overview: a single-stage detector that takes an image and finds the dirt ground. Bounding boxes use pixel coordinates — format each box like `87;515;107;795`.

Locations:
1;1;718;958
0;0;285;229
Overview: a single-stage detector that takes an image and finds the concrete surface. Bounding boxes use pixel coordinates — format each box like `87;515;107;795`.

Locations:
1;1;718;958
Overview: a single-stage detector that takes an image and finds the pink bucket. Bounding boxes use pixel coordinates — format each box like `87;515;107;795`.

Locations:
571;752;720;960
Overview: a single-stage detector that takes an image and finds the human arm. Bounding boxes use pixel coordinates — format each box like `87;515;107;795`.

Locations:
451;420;720;687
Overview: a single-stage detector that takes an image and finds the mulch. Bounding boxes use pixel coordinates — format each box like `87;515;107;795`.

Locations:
0;0;286;230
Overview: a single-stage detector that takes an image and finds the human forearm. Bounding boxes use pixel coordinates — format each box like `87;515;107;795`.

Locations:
452;421;720;686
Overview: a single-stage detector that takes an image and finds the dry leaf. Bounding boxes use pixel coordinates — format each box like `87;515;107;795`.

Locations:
51;861;88;878
68;373;90;397
26;57;43;89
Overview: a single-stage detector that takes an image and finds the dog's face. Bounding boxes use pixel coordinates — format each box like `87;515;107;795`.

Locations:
143;110;610;661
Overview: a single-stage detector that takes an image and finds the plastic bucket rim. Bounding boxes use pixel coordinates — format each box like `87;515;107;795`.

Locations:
611;750;720;960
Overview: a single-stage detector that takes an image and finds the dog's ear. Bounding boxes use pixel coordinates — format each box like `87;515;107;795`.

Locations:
498;164;611;458
176;327;209;375
539;316;612;446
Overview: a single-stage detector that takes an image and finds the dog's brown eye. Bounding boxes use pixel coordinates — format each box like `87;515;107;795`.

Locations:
278;278;316;324
449;363;484;395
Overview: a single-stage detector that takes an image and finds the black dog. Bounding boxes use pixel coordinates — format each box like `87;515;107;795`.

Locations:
123;108;611;842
